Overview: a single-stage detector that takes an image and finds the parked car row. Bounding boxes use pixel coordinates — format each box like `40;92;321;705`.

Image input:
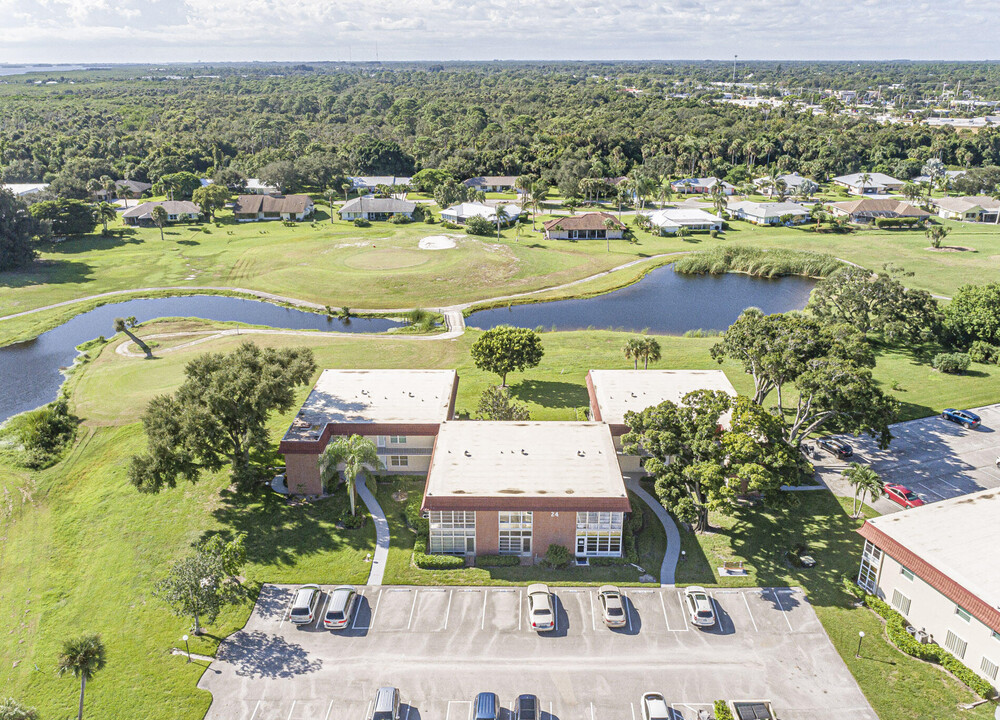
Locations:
289;584;359;628
364;689;538;720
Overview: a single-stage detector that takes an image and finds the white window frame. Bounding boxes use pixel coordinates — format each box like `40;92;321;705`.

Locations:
389;455;408;468
956;606;972;623
575;512;624;557
891;589;912;616
498;511;533;555
428;511;476;555
389;435;407;445
945;630;968;660
981;657;999;681
857;540;882;593
900;567;914;581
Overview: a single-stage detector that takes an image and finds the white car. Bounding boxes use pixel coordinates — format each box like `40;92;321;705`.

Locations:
641;692;671;720
322;585;357;630
683;586;716;628
527;583;555;632
289;584;321;624
598;585;627;628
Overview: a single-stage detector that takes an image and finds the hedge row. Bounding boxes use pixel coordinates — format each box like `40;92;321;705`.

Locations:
412;535;465;570
476;554;520;567
848;580;995;698
874;217;924;229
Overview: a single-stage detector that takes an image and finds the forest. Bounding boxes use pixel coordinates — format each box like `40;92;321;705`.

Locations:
2;61;1000;200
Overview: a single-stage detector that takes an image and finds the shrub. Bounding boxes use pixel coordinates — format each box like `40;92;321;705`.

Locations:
714;701;734;720
542;544;571;568
5;397;78;469
412;536;465;569
465;216;494;236
352;218;370;227
875;217;923;230
336;509;367;529
968;340;1000;364
388;213;412;224
404;494;429;534
932;352;971;374
709;229;719;238
423;213;435;224
440;221;461;230
476;554;519;567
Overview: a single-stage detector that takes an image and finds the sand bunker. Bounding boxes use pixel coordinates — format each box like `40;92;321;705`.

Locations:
419;235;458;250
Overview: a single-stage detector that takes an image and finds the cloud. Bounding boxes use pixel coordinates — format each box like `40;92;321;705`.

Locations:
0;0;995;62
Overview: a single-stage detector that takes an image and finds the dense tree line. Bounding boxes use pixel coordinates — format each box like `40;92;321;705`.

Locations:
2;63;1000;198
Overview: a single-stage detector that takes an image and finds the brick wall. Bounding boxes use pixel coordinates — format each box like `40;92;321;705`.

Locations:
475;511;499;555
531;510;577;559
285;453;322;495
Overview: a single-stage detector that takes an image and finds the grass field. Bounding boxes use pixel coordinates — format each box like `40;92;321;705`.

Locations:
3;203;1000;341
3;321;1000;719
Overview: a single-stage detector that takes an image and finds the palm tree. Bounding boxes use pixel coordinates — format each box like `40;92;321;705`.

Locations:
493;205;510;240
858;172;872;194
94;202;117;235
842;463;883;518
119;186;134;204
100;175;115;200
603;217;619;252
58;633;106;720
528;181;549;230
710;183;728;217
656;176;673;208
622;338;644;370
114;316;152;358
326;187;337;223
639;336;662;369
341;181;352;202
86;178;102;198
151;205;169;241
319;435;384;516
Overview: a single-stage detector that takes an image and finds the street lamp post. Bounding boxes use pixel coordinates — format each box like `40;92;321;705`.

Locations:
183;634;191;663
855;630;865;658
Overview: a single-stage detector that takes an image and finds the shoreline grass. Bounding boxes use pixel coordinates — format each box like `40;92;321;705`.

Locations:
673;244;844;278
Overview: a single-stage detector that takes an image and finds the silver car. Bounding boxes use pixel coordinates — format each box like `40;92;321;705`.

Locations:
323;585;357;630
683;586;716;628
641;692;671;720
289;584;321;625
527;583;555;632
598;585;627;628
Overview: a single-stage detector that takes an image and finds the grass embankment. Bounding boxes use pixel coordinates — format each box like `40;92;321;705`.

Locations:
673;490;994;720
4;322;1000;718
673;245;844;278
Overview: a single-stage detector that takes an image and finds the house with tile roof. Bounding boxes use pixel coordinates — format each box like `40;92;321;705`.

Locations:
339;196;416;221
232;194;314;222
828;198;929;223
542;212;625;240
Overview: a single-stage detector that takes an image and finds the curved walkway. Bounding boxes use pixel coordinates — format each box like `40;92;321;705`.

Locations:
625;476;681;587
356;480;390;586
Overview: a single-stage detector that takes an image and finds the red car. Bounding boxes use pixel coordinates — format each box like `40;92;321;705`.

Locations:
884;484;925;509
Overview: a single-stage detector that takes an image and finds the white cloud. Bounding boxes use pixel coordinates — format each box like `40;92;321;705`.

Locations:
0;0;995;62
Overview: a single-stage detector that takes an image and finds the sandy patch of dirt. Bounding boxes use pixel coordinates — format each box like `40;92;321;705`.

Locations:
926;245;976;253
418;235;459;250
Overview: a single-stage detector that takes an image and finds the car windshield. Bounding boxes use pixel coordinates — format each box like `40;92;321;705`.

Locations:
372;712;394;720
697;609;714;618
902;491;918;500
607;607;624;616
534;608;551;616
291;607;309;615
327;610;344;620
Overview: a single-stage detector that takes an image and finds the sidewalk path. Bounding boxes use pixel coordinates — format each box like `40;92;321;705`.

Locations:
625;477;680;587
356;479;390;586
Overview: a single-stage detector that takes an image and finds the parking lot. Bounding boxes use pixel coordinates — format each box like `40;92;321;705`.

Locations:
814;403;1000;513
200;584;875;720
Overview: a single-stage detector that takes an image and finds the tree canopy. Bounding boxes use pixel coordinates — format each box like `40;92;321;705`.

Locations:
470;325;544;386
0;188;39;271
944;282;1000;347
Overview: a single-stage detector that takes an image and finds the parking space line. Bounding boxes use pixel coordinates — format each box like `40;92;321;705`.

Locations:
554;593;559;633
589;591;597;631
285;701;296;720
351;589;368;630
443;589;454;630
481;591;488;630
446;700;471;720
590;701;595;720
406;589;418;630
937;477;962;492
741;591;759;632
370;588;384;629
322;700;334;720
630;702;636;720
518;589;523;631
660;591;671;630
625;594;633;633
278;590;297;629
771;588;794;632
402;705;410;720
676;592;690;631
318;592;331;629
249;700;261;720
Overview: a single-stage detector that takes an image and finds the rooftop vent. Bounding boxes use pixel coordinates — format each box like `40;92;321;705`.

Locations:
577;450;586;457
464;450;472;457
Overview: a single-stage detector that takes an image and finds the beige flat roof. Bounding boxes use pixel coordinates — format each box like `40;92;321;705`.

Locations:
285;370;456;440
589;369;737;426
868;487;1000;612
425;422;627;501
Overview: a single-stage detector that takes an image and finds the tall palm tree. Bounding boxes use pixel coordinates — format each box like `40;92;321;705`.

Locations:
99;175;115;200
493;205;510;240
710;183;728;217
114;316;152;358
151;205;169;241
603;217;619;252
341;181;352;202
319;435;384;516
622;338;644;370
858;172;872;194
86;178;102;198
94;202;117;234
528;181;549;230
842;462;883;518
58;633;106;720
639;336;662;369
656;176;673;208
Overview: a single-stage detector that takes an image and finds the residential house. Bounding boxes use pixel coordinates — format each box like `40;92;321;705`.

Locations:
828;198;930;223
670;177;736;196
244;178;280;195
832;172;905;195
279;370;459;495
1;183;49;196
542;212;625;240
913;169;967;184
95;179;152;200
463;176;519;193
420;421;630;560
231;194;315;222
857;488;1000;686
586;370;737;472
931;196;1000;223
440;202;521;225
727;201;811;226
349;176;412;193
121;200;202;226
645;208;723;234
339;196;416;221
752;172;814;194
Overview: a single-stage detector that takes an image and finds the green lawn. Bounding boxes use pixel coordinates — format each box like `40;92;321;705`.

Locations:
673;490;994;720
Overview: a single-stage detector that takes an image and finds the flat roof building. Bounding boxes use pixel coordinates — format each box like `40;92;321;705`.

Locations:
857;487;1000;685
279;369;458;494
421;422;631;559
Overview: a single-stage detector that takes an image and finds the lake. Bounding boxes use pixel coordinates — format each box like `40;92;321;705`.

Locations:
0;295;403;423
466;265;815;334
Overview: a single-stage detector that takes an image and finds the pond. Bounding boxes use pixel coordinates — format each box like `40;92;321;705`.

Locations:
466;265;815;334
0;295;403;423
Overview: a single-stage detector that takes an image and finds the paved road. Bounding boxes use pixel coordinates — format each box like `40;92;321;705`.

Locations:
356;480;389;587
200;583;875;720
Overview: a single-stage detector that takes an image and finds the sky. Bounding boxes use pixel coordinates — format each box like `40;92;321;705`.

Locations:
0;0;996;64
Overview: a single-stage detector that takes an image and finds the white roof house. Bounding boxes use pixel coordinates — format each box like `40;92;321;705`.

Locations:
350;176;412;190
728;200;811;225
753;172;814;191
244;178;280;195
2;183;49;196
440;202;521;225
670;177;736;195
931;196;1000;222
587;369;737;430
645;208;723;233
913;169;966;184
832;172;905;195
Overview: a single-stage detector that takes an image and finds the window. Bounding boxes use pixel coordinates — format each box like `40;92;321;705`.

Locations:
945;630;968;660
981;657;999;682
428;511;475;555
993;630;1000;642
891;589;911;616
389;455;408;468
857;540;882;593
499;511;532;555
575;512;624;557
900;567;914;581
389;436;407;445
956;606;972;623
